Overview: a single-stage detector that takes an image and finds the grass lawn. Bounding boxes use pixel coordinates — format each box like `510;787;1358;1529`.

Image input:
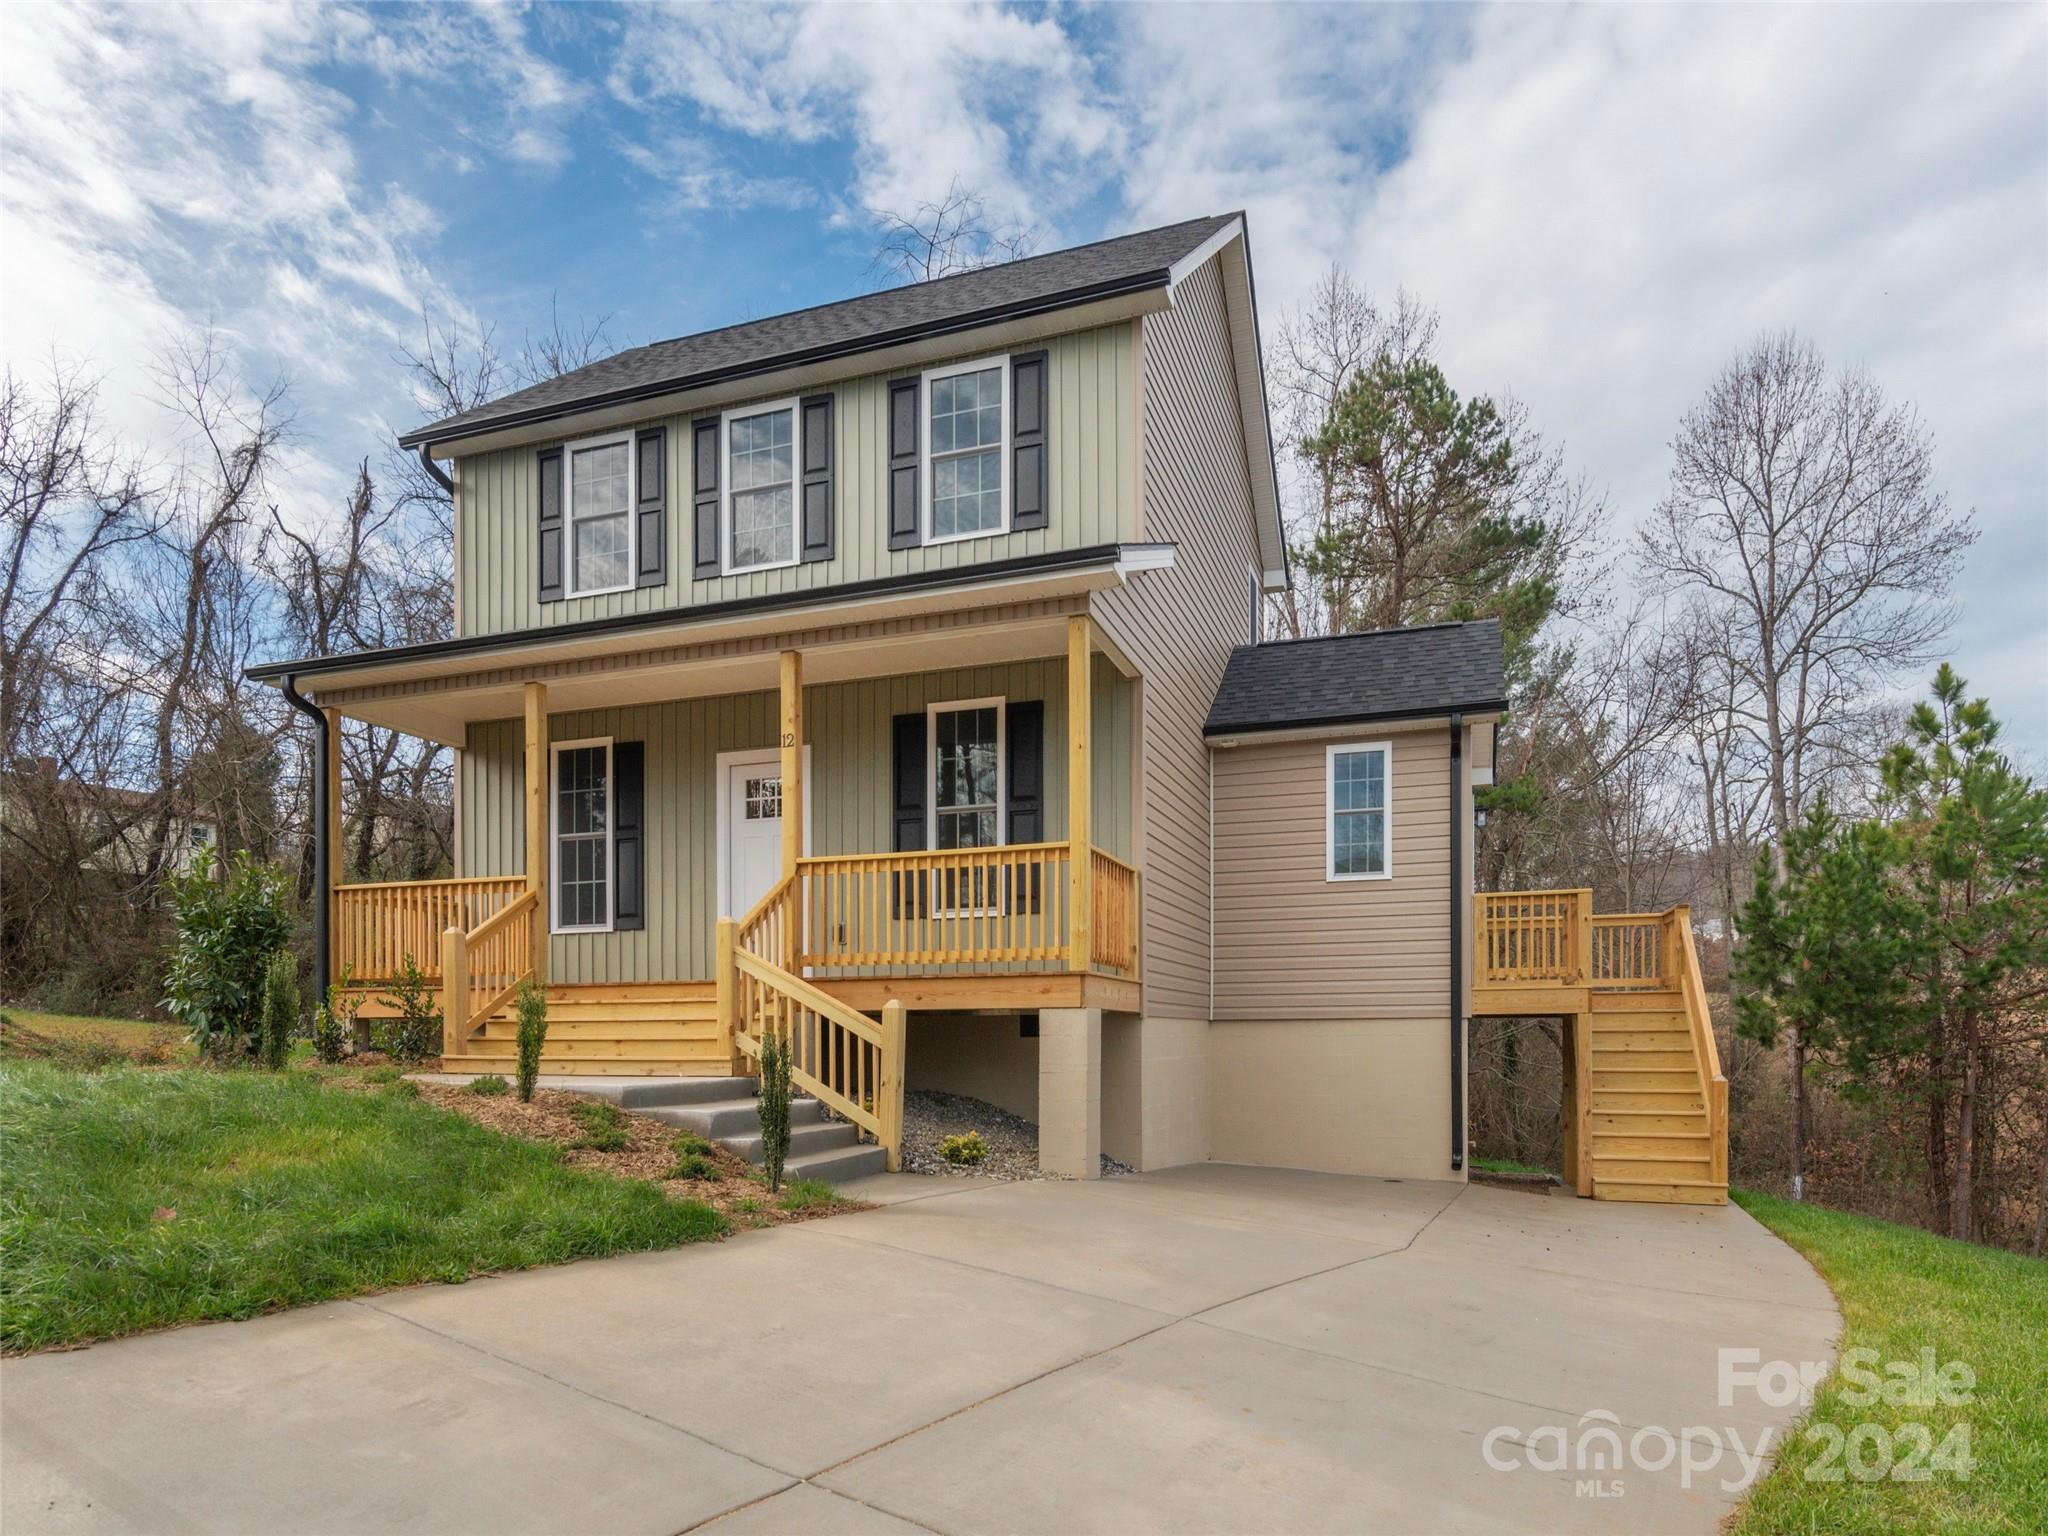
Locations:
1470;1154;1556;1177
1;1008;188;1059
1731;1190;2048;1535
0;1060;725;1352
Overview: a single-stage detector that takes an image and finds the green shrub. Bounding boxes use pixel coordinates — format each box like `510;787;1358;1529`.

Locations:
670;1152;722;1181
513;979;548;1103
671;1130;713;1157
732;1195;763;1214
465;1074;510;1097
757;1032;792;1193
568;1099;628;1152
778;1177;836;1211
161;851;291;1061
259;950;298;1072
938;1130;989;1166
376;956;441;1066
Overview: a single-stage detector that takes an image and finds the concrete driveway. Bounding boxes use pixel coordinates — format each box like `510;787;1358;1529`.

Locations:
2;1166;1837;1536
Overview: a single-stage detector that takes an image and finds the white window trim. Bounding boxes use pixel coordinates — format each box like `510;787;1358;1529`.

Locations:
720;396;802;575
562;429;636;598
1326;740;1393;883
550;736;615;933
921;353;1011;546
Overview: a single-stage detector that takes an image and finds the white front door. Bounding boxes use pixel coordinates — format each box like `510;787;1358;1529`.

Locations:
718;748;810;920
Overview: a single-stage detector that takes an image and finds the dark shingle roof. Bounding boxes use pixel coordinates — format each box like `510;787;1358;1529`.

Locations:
1203;620;1508;737
401;214;1241;448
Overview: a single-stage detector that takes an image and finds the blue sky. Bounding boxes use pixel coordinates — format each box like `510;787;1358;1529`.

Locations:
4;2;2044;754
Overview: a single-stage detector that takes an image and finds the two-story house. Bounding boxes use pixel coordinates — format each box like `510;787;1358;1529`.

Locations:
252;215;1726;1202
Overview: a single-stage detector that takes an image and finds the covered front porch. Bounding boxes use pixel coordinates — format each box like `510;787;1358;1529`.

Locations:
309;607;1142;1172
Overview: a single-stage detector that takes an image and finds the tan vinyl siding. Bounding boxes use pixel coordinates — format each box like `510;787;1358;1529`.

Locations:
457;657;1133;984
1090;258;1259;1019
1212;729;1452;1021
455;324;1136;639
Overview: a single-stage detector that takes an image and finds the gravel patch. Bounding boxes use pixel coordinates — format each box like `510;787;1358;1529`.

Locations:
901;1089;1135;1181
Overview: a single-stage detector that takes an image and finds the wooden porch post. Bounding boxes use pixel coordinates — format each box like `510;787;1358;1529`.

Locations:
322;707;343;985
441;925;468;1059
524;681;548;988
1572;888;1595;985
1067;616;1094;973
780;649;804;969
879;1000;907;1172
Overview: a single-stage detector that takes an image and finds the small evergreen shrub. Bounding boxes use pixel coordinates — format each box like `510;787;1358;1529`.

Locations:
756;1032;792;1193
513;979;548;1103
465;1074;510;1096
938;1131;989;1166
314;970;363;1064
310;1005;345;1065
568;1099;628;1152
377;956;442;1066
161;851;291;1061
259;950;298;1072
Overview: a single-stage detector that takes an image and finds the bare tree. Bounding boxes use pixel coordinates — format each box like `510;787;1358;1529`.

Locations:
869;179;1037;285
1639;330;1976;1198
516;295;617;388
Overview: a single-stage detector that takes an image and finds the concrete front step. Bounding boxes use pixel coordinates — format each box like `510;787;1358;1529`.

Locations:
645;1095;825;1139
787;1142;888;1183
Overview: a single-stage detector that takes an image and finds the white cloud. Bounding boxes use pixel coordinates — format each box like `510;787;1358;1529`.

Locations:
611;1;1122;234
1101;3;2048;751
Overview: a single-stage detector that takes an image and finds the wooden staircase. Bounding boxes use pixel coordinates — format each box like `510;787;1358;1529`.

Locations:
447;983;734;1077
1584;990;1725;1204
1478;892;1729;1205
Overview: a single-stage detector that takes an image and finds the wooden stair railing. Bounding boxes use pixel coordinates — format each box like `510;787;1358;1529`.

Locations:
721;874;906;1171
439;889;538;1058
1666;904;1730;1189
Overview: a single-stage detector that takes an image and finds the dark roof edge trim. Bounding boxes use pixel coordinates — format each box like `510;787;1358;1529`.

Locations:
247;542;1168;684
1203;698;1511;739
398;270;1173;451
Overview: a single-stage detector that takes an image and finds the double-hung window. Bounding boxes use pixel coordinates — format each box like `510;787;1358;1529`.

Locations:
552;738;613;931
1327;742;1391;881
565;433;633;595
924;356;1008;542
723;399;798;572
929;699;1005;913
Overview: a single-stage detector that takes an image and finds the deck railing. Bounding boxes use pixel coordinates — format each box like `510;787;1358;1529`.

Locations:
1089;848;1140;975
335;876;525;985
1475;890;1676;992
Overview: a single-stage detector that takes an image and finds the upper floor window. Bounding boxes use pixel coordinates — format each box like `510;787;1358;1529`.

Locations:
924;356;1009;543
1326;742;1391;881
723;399;799;573
567;433;633;595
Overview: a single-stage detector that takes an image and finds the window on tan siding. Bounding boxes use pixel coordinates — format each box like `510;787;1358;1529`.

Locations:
1327;742;1391;881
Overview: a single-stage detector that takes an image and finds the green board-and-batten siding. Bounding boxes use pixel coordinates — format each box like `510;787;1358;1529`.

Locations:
455;324;1136;639
458;657;1133;984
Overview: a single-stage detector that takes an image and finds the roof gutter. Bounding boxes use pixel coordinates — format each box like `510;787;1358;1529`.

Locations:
398;269;1176;452
1203;699;1511;741
279;675;330;998
1449;711;1466;1175
416;442;454;493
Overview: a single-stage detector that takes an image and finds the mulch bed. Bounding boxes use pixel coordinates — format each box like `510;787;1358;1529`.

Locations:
407;1079;871;1230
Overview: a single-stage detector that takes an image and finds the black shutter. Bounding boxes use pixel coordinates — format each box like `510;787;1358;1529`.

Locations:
800;393;834;563
887;375;920;550
1011;350;1049;532
691;417;721;579
891;711;926;919
613;741;644;931
634;427;666;589
537;448;564;602
1006;699;1044;914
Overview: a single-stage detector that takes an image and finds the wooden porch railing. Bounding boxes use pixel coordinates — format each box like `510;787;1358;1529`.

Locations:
794;843;1074;969
439;889;538;1057
1476;888;1587;985
1089;848;1140;975
335;876;525;985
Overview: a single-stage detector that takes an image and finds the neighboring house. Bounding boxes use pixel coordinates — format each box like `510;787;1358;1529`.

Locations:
1;758;220;878
250;214;1724;1202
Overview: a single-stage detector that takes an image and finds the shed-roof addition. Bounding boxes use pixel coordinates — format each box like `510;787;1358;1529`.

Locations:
1203;620;1508;738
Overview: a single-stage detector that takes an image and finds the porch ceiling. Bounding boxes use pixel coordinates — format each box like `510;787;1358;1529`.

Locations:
314;611;1081;744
